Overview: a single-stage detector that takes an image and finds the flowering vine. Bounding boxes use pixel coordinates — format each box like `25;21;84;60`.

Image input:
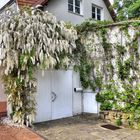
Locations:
0;8;77;126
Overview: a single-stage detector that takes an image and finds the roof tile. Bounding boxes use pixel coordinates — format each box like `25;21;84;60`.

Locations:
17;0;48;7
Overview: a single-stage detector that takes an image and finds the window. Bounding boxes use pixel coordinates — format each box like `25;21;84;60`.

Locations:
68;0;73;12
92;5;102;20
68;0;82;15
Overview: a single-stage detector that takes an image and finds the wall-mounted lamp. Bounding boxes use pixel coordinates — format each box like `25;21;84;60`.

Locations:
74;87;83;92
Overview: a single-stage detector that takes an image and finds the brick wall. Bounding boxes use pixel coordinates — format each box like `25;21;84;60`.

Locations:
0;102;7;118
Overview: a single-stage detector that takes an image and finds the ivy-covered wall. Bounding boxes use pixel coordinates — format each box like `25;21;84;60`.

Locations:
75;20;140;128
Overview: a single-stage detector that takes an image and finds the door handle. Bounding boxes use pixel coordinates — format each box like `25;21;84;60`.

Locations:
51;92;57;102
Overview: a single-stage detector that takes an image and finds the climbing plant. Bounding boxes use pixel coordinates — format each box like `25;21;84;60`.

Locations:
75;19;140;128
113;0;140;21
76;19;140;91
0;8;77;126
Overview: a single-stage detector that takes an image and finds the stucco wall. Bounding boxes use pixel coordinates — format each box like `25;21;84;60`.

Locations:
45;0;113;24
72;71;82;115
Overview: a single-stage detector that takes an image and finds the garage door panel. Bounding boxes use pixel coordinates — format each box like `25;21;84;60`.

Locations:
35;71;52;123
35;70;73;122
51;70;73;120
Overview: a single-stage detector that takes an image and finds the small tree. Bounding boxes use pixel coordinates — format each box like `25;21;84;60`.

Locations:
113;0;140;21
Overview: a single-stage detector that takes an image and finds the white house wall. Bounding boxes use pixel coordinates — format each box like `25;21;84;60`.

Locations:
83;92;98;114
85;0;113;21
45;0;113;25
72;71;99;115
72;71;82;115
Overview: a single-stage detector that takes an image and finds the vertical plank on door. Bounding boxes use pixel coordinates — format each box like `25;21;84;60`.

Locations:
35;70;52;123
51;70;73;120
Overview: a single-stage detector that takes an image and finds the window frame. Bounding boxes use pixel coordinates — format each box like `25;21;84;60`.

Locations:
68;0;83;15
92;4;103;21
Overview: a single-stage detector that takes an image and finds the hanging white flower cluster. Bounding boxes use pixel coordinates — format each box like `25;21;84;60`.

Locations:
0;9;77;73
0;8;77;126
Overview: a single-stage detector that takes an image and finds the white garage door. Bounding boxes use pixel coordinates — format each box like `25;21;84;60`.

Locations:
35;70;73;123
35;71;52;122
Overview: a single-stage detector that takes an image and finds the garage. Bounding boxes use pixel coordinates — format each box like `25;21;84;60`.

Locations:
35;70;99;123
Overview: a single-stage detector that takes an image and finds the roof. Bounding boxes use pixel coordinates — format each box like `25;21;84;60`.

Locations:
103;0;116;21
17;0;48;7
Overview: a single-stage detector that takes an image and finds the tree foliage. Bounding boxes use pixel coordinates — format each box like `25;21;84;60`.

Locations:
113;0;140;21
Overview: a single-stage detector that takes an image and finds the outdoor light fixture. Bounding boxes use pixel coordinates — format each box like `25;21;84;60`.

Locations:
74;87;83;92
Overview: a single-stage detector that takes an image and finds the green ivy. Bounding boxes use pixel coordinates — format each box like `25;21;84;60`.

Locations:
116;45;126;56
115;117;122;126
100;102;113;110
76;19;140;128
117;58;133;80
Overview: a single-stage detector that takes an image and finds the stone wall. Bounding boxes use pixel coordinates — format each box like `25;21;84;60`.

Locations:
100;111;139;129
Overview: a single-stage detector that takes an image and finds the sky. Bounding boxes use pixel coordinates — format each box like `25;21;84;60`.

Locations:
0;0;114;9
110;0;114;4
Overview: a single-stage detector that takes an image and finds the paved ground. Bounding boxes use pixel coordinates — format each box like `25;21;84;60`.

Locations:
0;125;44;140
34;114;140;140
